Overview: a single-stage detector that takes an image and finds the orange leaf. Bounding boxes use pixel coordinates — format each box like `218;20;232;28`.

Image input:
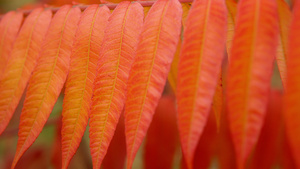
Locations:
0;11;23;75
226;0;279;168
144;95;178;169
212;73;223;129
61;5;110;169
276;0;292;89
0;8;52;136
89;2;143;168
284;0;300;168
249;90;283;169
176;0;227;168
225;0;237;60
124;0;182;167
11;6;80;168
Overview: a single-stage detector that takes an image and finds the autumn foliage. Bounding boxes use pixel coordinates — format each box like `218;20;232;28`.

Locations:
0;0;299;168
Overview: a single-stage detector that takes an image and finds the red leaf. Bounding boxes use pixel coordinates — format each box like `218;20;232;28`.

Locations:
226;0;279;168
11;6;80;168
0;8;52;136
176;0;227;168
61;5;110;169
284;0;300;167
144;95;178;169
89;2;143;168
102;114;126;169
0;11;23;75
124;0;182;167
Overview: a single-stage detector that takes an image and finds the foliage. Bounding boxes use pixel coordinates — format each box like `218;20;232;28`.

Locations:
0;0;299;168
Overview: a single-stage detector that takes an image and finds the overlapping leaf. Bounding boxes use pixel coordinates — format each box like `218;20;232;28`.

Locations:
0;8;52;136
89;2;143;168
11;6;80;168
124;0;182;167
276;0;292;88
144;95;178;169
225;0;237;59
61;5;110;169
226;0;279;168
176;0;227;168
0;11;23;75
284;0;300;168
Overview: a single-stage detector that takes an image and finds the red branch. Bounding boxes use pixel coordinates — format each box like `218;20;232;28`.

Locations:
1;0;193;18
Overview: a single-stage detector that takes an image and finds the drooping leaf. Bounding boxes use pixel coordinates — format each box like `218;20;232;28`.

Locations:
61;5;110;169
102;113;126;169
176;0;227;168
11;6;80;168
212;73;223;129
144;95;178;169
249;90;283;169
225;0;237;59
276;0;292;89
0;11;23;75
226;0;279;168
89;2;143;168
124;0;182;167
167;39;181;92
0;8;52;136
284;0;300;168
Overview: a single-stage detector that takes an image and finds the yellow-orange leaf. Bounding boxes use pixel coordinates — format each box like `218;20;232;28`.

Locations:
0;11;23;75
284;0;300;168
89;2;143;168
225;0;237;59
61;5;110;169
11;6;80;169
124;0;182;167
226;0;279;168
167;39;181;93
212;73;223;129
0;8;52;136
276;0;292;89
176;0;227;168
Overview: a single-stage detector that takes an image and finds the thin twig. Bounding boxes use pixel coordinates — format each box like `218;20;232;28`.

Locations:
0;0;193;18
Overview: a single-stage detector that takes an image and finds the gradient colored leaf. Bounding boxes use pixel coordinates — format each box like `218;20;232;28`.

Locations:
11;6;80;168
0;11;23;75
124;0;182;167
61;5;110;169
225;0;237;59
89;2;143;168
102;114;126;169
144;95;178;169
0;8;52;136
276;0;292;88
284;0;300;167
176;0;227;168
249;90;283;169
226;0;279;168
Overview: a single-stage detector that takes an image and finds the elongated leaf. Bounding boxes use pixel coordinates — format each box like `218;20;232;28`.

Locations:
102;114;126;169
226;0;279;168
225;0;237;59
176;0;227;168
276;0;292;89
212;73;223;129
89;2;143;168
124;0;182;167
11;6;80;168
284;0;300;168
167;39;181;92
0;8;52;136
144;95;178;169
61;5;110;169
0;11;23;75
249;90;283;169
